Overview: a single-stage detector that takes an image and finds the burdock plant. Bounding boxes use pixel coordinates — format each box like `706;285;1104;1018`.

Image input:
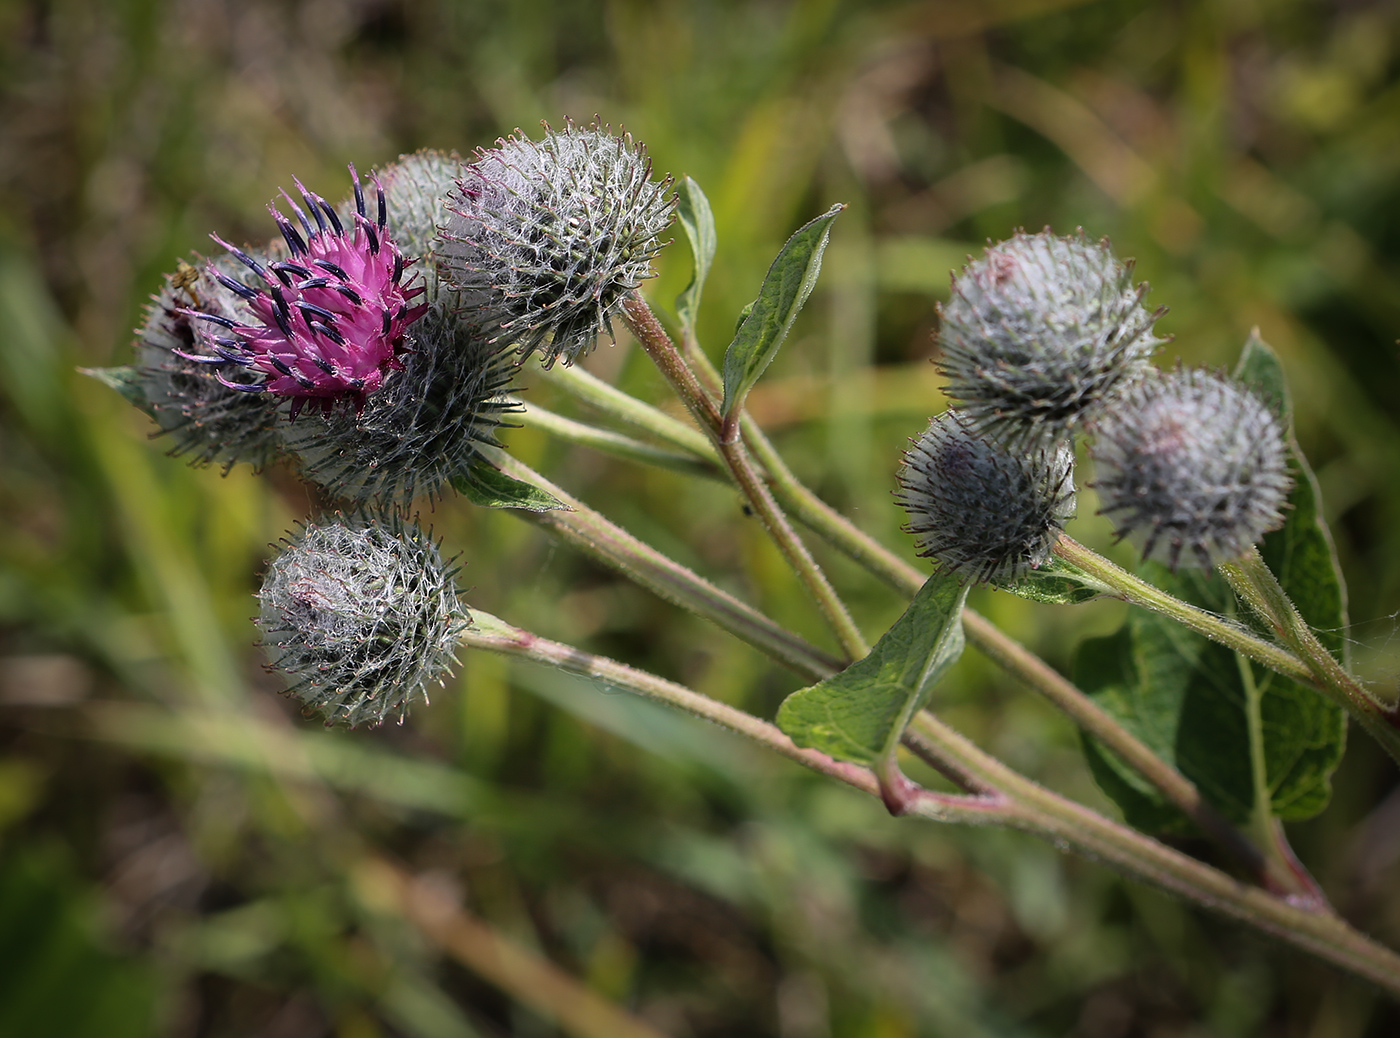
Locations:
93;124;1400;1003
1091;368;1292;569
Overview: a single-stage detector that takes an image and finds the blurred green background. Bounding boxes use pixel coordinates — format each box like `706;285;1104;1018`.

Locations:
3;0;1400;1034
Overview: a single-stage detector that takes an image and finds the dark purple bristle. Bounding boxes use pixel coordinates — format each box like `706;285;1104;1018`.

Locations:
350;163;365;218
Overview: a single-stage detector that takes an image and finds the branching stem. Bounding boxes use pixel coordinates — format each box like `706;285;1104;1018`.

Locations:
1221;548;1400;767
1053;535;1317;684
460;613;1400;997
622;292;869;661
658;311;1302;893
483;446;842;682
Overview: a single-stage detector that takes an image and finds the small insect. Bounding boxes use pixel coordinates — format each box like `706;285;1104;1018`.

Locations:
169;259;204;307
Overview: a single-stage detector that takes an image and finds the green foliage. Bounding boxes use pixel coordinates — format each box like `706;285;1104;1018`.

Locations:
674;175;717;332
1075;337;1347;830
997;557;1111;605
778;570;968;767
450;459;566;512
6;0;1400;1032
720;203;843;421
77;365;153;418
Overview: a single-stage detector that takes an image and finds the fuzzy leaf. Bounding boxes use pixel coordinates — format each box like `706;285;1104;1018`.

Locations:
997;556;1111;605
720;204;844;420
777;570;968;766
80;365;155;419
451;459;567;512
1076;335;1346;830
674;177;716;332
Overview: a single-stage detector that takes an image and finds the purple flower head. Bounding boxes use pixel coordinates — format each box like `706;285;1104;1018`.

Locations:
184;167;429;418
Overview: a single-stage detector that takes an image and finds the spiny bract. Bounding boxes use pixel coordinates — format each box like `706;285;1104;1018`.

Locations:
257;514;470;728
439;122;675;367
896;410;1076;584
186;167;429;417
282;299;519;506
938;230;1165;450
132;256;284;472
1090;368;1293;569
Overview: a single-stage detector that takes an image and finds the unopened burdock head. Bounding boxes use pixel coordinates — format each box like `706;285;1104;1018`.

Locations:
1090;369;1292;569
938;230;1164;449
257;514;470;728
897;410;1076;584
440;122;675;367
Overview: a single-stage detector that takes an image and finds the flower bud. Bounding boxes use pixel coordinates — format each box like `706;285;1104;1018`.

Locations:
440;122;675;367
257;514;470;727
133;256;284;472
896;410;1076;584
1090;369;1292;569
938;230;1164;449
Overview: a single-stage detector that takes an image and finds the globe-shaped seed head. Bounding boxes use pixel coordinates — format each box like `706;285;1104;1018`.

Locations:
257;514;470;728
440;121;676;367
896;410;1077;584
938;229;1165;449
132;256;284;472
1090;368;1292;570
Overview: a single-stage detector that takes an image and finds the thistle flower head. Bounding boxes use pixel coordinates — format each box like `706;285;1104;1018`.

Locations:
257;514;470;728
938;230;1165;449
281;299;519;506
1090;369;1292;569
440;121;675;367
187;167;429;417
896;410;1076;584
132;256;284;472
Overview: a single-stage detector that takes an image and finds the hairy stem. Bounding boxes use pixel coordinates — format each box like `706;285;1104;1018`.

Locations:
460;611;988;820
534;362;716;459
1221;548;1400;767
652;313;1301;892
623;292;869;661
461;614;1400;996
903;711;1400;996
484;446;842;682
1053;535;1317;685
509;396;722;480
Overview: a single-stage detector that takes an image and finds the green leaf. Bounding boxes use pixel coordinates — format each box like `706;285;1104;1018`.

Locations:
79;365;155;419
777;570;969;766
997;556;1111;605
450;458;567;512
733;300;754;335
1075;334;1346;830
720;204;844;421
674;176;716;332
